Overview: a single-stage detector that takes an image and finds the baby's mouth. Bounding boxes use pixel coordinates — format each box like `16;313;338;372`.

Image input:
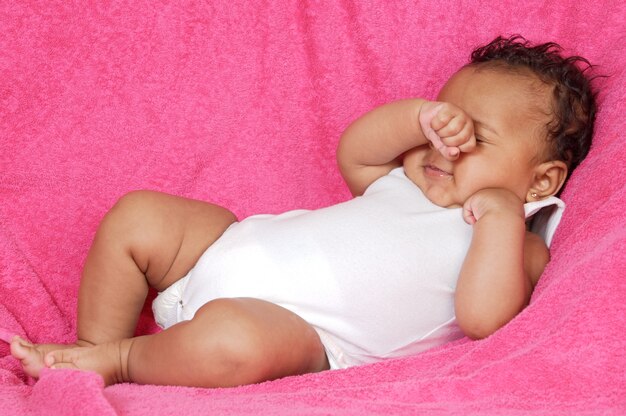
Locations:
424;164;453;178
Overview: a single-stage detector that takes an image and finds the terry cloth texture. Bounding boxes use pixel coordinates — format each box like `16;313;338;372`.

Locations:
1;1;625;414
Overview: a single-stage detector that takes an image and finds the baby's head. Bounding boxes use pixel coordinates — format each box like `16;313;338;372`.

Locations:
403;35;598;207
468;35;598;186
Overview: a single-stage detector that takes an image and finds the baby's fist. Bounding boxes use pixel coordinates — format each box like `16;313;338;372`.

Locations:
462;188;525;225
418;101;476;160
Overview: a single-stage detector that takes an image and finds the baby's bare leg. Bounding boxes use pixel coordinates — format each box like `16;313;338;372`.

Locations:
78;190;237;344
47;298;330;387
12;191;236;378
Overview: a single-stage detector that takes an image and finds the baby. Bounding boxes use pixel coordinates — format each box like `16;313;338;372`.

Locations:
10;35;597;388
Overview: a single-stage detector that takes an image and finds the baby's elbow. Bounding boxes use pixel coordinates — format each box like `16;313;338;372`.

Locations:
458;320;500;340
455;292;528;340
456;310;509;340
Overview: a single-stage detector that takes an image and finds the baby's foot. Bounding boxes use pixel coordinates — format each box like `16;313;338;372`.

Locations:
10;336;93;379
46;340;132;386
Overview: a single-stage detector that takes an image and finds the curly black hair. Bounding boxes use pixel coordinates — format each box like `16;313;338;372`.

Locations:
468;35;598;182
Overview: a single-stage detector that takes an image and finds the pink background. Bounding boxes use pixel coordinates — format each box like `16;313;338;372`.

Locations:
1;1;625;414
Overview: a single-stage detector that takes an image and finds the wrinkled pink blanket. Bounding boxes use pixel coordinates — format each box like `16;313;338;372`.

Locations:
1;1;625;414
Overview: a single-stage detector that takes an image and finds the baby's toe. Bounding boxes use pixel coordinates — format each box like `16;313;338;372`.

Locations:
10;336;35;360
10;337;48;378
45;348;73;366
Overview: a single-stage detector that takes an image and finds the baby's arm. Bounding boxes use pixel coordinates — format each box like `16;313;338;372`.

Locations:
337;100;475;196
455;189;549;340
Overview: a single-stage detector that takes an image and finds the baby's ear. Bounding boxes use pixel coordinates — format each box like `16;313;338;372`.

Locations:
527;161;568;201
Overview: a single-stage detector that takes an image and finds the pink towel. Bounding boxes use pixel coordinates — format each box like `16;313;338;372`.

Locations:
1;0;625;414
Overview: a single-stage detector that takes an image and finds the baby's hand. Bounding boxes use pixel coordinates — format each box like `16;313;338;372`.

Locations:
462;189;525;225
418;101;476;160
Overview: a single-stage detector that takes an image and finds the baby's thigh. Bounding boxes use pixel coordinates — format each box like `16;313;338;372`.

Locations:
192;298;330;386
108;190;237;291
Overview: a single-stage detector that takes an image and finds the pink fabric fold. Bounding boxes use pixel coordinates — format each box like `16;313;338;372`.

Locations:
1;0;625;414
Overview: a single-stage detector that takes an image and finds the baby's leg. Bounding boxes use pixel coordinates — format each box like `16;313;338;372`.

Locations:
77;190;237;344
12;191;236;378
46;298;330;387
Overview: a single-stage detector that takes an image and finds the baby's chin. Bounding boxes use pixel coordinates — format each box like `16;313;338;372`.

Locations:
418;187;463;209
402;166;464;208
433;199;463;209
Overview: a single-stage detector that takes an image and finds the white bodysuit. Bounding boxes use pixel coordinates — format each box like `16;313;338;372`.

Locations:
153;168;564;369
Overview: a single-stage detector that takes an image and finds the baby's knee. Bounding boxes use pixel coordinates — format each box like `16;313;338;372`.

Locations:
199;299;270;364
99;191;164;242
107;190;158;222
193;299;275;384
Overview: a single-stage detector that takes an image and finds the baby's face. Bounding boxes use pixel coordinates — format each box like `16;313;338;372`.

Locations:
403;66;553;208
